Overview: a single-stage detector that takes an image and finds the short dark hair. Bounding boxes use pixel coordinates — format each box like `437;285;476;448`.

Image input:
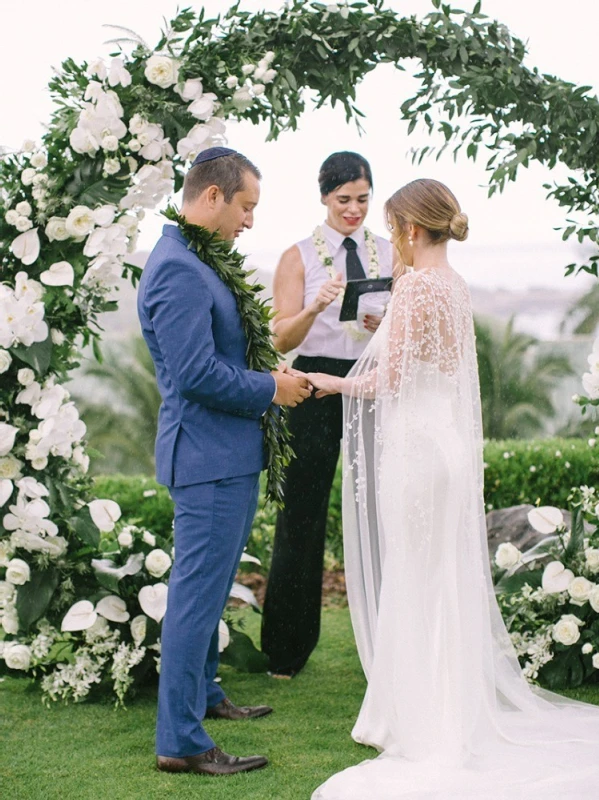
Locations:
182;153;261;204
318;151;373;196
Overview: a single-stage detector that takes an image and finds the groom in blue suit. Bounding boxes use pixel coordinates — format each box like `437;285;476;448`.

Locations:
138;147;311;776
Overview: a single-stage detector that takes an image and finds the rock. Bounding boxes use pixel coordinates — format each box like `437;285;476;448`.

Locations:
485;504;588;554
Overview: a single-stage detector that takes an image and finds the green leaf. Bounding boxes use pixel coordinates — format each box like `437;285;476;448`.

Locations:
70;506;100;548
219;628;269;673
565;506;585;559
495;569;542;595
11;332;53;376
16;568;60;631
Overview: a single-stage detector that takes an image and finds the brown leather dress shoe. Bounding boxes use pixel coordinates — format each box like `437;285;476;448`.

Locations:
205;697;273;720
156;746;268;776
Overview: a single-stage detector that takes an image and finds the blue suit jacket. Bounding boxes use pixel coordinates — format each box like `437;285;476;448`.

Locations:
137;224;276;487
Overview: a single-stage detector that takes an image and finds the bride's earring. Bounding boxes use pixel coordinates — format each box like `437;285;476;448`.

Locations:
408;237;413;246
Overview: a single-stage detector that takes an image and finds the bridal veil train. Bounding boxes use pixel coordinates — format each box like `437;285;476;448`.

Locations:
312;181;599;800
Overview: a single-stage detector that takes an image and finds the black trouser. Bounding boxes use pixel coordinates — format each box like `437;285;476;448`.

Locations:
261;355;356;674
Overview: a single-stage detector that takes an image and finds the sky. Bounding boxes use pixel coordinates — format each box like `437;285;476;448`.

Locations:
2;0;598;290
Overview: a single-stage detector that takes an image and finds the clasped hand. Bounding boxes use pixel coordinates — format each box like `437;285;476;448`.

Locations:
271;363;313;407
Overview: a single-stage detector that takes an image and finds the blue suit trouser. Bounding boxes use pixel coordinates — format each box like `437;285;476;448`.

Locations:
156;472;260;757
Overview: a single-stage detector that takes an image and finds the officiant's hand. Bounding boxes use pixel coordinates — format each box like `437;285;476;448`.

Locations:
363;314;383;333
306;372;341;399
272;369;312;407
310;272;344;314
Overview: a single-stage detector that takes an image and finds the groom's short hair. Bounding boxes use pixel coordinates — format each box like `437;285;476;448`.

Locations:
182;152;261;205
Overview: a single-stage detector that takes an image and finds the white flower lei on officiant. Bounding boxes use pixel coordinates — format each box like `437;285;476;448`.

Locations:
312;225;380;341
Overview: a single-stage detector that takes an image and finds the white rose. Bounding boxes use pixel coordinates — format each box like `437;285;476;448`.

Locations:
15;216;33;233
45;217;69;242
101;134;119;152
0;423;19;457
568;576;594;606
2;608;19;634
103;158;120;175
225;75;239;89
21;168;36;185
589;586;599;613
5;209;19;225
241;64;255;76
0;350;12;374
88;498;121;532
0;456;23;480
145;548;172;578
118;530;133;548
582;643;594;655
15;201;32;217
31;457;48;470
494;542;522;570
30;152;48;169
552;614;583;646
0;580;15;603
65;206;95;237
128;138;141;153
40;261;75;287
21;139;36;152
4;643;31;671
17;368;35;386
593;653;599;669
51;329;65;346
262;68;277;84
6;557;31;585
252;84;266;97
142;530;156;547
144;54;180;88
32;173;48;188
585;548;599;573
130;614;147;646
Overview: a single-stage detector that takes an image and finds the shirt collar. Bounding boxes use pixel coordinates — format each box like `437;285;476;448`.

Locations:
322;220;365;255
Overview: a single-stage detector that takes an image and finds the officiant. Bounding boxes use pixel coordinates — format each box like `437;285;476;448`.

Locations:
261;152;394;677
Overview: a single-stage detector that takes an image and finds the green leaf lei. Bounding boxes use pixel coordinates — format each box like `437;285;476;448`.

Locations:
164;206;293;507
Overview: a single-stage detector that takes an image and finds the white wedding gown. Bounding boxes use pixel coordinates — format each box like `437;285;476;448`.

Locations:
313;268;599;800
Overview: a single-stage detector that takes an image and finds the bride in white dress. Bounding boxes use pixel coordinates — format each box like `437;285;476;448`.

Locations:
307;179;599;800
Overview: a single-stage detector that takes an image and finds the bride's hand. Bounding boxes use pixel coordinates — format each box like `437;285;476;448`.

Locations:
306;372;341;399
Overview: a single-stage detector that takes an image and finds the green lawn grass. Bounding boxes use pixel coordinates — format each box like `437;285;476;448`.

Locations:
3;607;599;800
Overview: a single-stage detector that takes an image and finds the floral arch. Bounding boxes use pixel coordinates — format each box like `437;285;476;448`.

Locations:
1;0;598;702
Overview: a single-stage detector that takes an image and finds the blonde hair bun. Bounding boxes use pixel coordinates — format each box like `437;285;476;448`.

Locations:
449;212;469;242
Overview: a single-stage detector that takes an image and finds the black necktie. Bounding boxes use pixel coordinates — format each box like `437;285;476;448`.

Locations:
342;237;366;281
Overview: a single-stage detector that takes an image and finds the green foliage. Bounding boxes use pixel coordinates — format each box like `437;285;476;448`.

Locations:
475;317;573;439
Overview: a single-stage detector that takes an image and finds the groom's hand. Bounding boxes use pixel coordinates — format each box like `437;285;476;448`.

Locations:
272;369;312;407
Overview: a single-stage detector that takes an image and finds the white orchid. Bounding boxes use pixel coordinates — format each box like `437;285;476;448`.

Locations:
3;495;58;538
188;92;218;121
0;479;13;507
175;78;204;101
108;57;132;88
16;476;49;499
83;224;128;258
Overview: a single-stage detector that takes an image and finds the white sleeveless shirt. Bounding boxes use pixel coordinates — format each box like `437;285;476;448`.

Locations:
295;221;394;360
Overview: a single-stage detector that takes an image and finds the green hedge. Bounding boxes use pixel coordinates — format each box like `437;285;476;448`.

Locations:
94;438;599;572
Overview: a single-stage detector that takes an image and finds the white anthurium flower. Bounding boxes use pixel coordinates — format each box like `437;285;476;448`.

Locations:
240;551;261;565
39;261;75;287
16;476;48;499
188;93;218;121
45;216;69;241
61;599;98;632
88;498;121;532
0;423;19;457
145;548;172;578
144;54;180;88
130;614;147;646
582;371;599;400
0;479;13;507
542;561;575;594
0;349;11;373
65;205;95;238
568;576;595;606
138;583;168;623
527;506;564;535
92;205;117;227
229;581;260;609
10;228;40;266
4;643;32;671
96;594;130;623
6;557;31;585
218;619;230;652
108;56;132;87
91;552;144;582
175;77;204;101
